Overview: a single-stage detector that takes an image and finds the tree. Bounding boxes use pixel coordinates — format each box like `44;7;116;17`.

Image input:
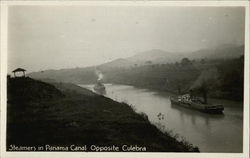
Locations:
145;61;152;65
181;58;192;66
200;58;206;64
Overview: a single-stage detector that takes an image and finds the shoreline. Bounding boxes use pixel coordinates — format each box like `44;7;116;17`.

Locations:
79;82;243;152
80;83;243;108
7;77;199;152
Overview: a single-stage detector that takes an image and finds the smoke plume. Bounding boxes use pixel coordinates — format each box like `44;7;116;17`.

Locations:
190;68;218;90
95;68;104;81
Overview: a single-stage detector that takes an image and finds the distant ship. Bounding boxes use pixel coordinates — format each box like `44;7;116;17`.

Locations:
93;81;106;95
170;94;224;114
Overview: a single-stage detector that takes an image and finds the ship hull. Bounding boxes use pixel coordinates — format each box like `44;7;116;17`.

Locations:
93;84;106;95
170;96;224;114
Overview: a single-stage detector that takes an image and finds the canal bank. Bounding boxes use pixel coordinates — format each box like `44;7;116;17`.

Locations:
80;84;243;152
7;78;198;152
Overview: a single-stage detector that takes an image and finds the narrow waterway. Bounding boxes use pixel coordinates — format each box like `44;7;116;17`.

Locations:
79;84;243;153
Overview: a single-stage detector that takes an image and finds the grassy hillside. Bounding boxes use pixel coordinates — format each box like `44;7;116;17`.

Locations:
7;77;64;103
7;77;199;152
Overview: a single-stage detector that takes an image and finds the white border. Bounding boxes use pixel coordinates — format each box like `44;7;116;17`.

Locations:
0;1;249;158
0;2;8;157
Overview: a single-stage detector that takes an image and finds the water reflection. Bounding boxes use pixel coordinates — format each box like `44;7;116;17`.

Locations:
170;102;225;124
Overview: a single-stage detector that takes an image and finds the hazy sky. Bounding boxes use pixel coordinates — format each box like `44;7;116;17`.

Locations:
8;6;245;72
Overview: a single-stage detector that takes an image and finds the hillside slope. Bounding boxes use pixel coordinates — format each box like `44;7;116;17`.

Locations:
7;77;64;103
7;77;198;152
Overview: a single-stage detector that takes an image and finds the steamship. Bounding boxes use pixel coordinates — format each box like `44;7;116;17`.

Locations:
170;94;224;114
93;80;106;95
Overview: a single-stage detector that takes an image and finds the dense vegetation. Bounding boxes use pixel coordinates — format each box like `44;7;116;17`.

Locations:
212;56;244;100
7;77;199;152
100;56;244;101
100;62;200;93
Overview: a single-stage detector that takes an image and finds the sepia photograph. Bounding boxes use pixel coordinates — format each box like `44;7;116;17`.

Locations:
0;1;249;158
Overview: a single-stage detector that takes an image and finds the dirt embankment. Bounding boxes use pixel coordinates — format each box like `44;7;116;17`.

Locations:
7;77;199;152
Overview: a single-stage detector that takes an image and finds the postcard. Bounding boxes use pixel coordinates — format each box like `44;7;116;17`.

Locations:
0;1;249;158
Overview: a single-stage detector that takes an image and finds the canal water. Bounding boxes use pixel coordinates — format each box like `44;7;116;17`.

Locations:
79;84;243;153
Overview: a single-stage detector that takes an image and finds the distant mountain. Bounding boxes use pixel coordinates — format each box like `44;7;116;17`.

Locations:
125;45;244;65
98;58;134;70
127;49;181;65
29;44;244;84
188;45;244;60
